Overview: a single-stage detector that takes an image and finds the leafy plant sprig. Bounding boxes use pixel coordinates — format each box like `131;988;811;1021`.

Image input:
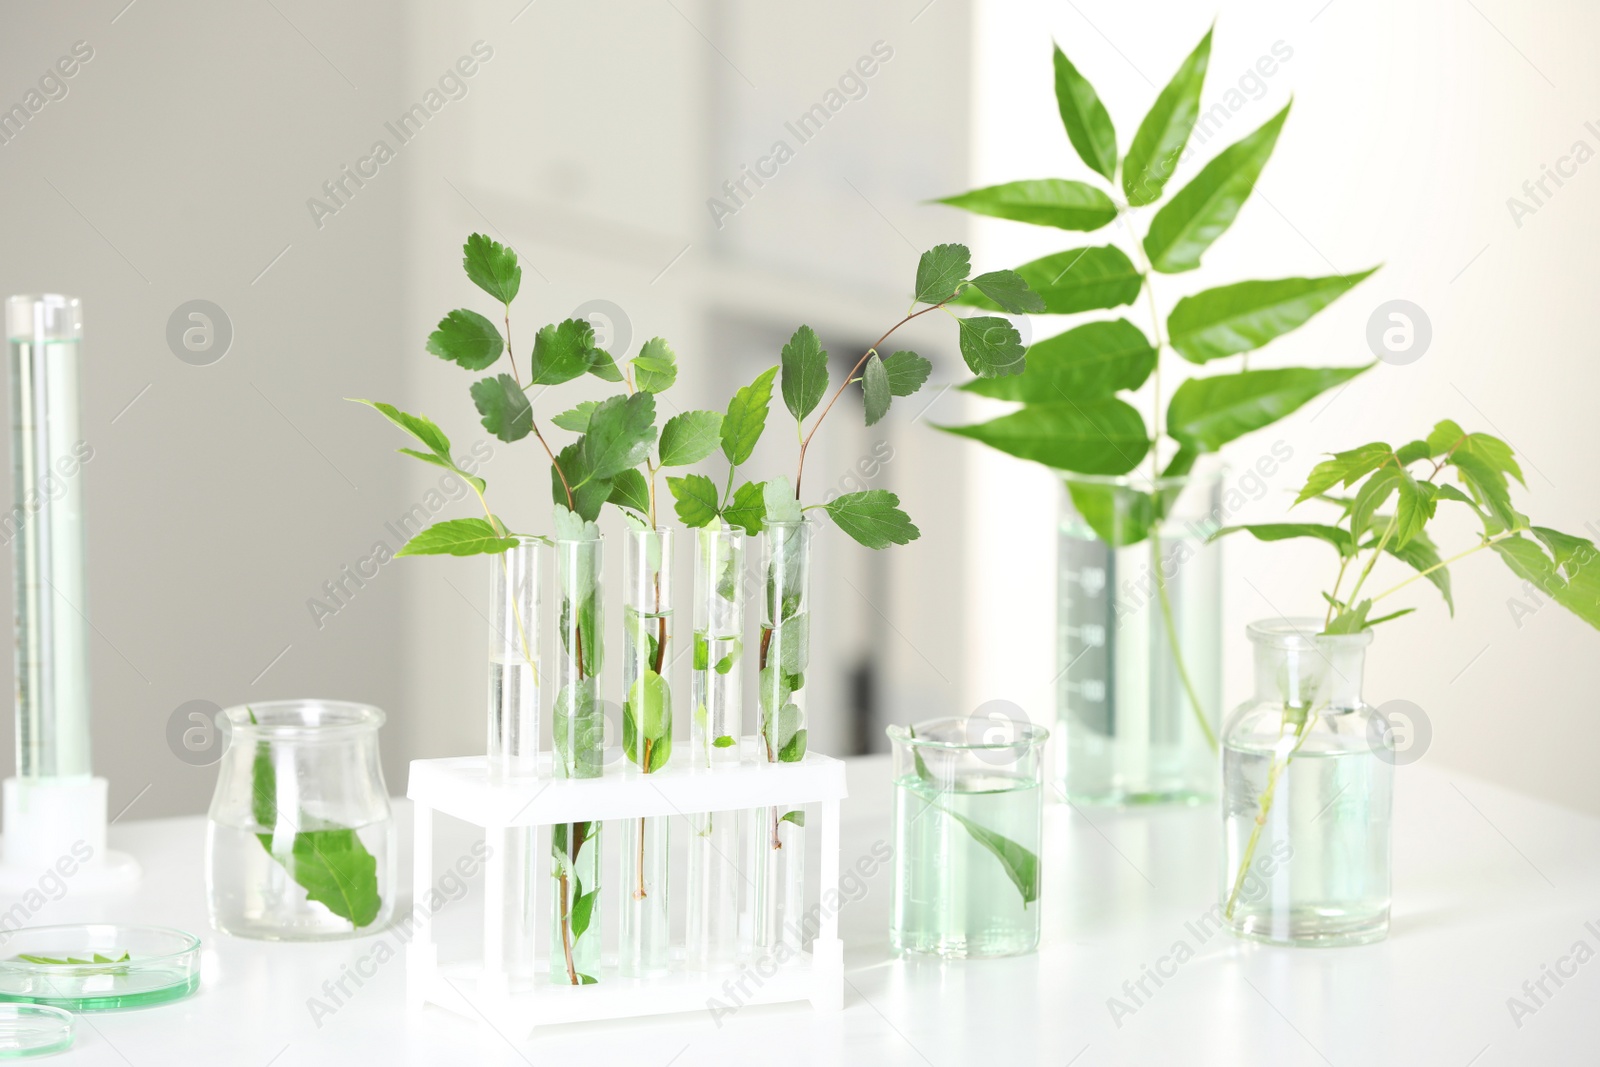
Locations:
1214;420;1600;919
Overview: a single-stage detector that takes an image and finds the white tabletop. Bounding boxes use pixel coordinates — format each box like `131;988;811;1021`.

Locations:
21;755;1600;1065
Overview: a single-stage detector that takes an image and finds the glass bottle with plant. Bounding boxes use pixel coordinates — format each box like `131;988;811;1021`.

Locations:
1214;420;1600;944
935;28;1378;807
665;242;1049;950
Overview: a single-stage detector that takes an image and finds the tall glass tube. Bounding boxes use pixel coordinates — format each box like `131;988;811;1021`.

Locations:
687;526;743;967
620;526;672;977
750;521;812;954
550;532;603;984
487;541;540;976
5;295;90;781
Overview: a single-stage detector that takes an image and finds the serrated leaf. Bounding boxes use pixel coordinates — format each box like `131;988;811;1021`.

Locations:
397;517;519;557
1350;466;1401;543
353;399;485;493
425;308;504;371
1493;535;1600;631
952;245;1141;315
1123;27;1212;206
581;392;657;479
964;319;1155;403
822;490;918;549
1168;269;1379;363
552;400;599;433
1143;103;1290;273
667;474;720;527
722;481;766;535
956;316;1026;378
470;373;533;443
632;336;678;392
658;410;724;466
587;348;623;383
1426;419;1465;458
722;366;778;465
1166;365;1369;453
863;354;891;426
780;325;829;420
914;243;972;304
937;179;1118;231
1393;473;1436;548
1295;443;1394;504
940;397;1150;475
1214;522;1355;557
529;319;600;386
1052;42;1117;181
964;270;1046;314
626;671;671;745
881;351;932;397
1383;530;1453;613
608;469;651;516
551;442;613;523
463;232;520;304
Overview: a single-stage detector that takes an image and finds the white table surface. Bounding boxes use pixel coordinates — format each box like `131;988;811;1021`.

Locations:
19;754;1600;1066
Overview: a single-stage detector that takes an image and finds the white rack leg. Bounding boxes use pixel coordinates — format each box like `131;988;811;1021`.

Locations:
482;823;507;997
407;801;436;1011
813;797;843;1012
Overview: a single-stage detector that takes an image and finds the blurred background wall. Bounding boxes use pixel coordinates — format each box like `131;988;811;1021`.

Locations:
0;0;1595;818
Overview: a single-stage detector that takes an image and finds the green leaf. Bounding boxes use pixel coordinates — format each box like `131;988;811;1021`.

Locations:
551;401;599;433
1167;269;1379;363
881;351;932;397
914;243;972;304
1215;522;1355;557
714;638;741;675
570;884;599;940
1295;443;1394;504
1492;534;1600;631
1123;27;1212;206
587;348;623;383
775;614;810;674
658;410;724;466
470;373;533;443
1383;529;1453;613
940;397;1150;475
284;828;382;928
937;179;1117;232
397;517;518;557
1167;365;1369;453
713;735;736;749
693;632;710;671
780;810;806;827
1143;103;1290;273
607;469;651;516
463;233;520;304
582;392;657;479
632;336;678;393
780;325;829;421
1324;599;1372;635
964;270;1045;315
550;442;613;524
1450;452;1522;531
722;480;766;535
425;309;504;371
943;806;1038;906
722;366;779;466
821;490;919;549
956;316;1027;378
1393;472;1436;549
626;671;671;744
1064;480;1156;547
1426;419;1465;457
779;727;807;762
763;476;803;525
952;246;1141;315
964;319;1155;403
1349;466;1401;543
353;399;485;494
862;354;891;426
529;319;601;386
667;474;720;527
1051;43;1117;181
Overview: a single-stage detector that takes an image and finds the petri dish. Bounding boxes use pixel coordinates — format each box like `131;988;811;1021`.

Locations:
0;926;200;1010
0;1004;73;1057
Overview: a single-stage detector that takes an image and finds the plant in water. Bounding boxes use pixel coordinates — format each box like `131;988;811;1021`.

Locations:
245;709;381;929
1213;420;1600;918
935;28;1379;750
550;822;598;985
909;725;1038;906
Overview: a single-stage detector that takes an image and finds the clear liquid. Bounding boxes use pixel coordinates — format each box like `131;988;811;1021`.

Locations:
205;821;394;940
487;656;537;777
891;774;1041;958
686;810;741;969
1057;518;1220;805
692;630;742;765
9;339;91;779
1222;744;1392;945
619;817;669;977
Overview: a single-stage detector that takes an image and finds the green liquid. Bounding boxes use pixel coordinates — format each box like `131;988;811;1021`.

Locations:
890;774;1041;958
1222;743;1392;946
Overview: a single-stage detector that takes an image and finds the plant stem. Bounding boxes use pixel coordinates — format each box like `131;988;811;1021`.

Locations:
1223;707;1319;921
1369;531;1519;602
1151;529;1217;752
557;868;578;984
794;302;946;496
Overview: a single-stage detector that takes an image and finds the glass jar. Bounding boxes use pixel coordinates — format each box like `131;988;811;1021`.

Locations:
206;700;395;940
1220;619;1393;946
887;716;1048;958
1056;467;1223;805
